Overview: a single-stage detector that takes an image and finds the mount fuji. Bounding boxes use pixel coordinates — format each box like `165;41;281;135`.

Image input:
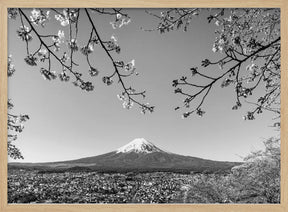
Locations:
9;138;241;173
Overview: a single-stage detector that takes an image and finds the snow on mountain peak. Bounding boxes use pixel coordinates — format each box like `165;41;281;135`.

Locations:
116;138;163;154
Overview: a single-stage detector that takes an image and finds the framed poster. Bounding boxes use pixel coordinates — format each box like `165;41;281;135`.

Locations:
0;0;287;212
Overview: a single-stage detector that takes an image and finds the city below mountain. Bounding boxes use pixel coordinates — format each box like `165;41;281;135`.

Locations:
9;138;241;174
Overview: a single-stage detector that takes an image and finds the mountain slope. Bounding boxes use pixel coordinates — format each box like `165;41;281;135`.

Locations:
9;138;241;173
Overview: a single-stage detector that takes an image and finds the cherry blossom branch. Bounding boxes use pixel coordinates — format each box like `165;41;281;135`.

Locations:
17;8;153;113
163;8;281;119
85;8;154;113
173;36;280;118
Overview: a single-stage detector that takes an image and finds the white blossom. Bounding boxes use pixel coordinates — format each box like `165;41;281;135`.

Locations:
58;30;65;41
55;9;69;26
30;9;50;26
116;13;122;19
38;49;47;56
124;59;135;72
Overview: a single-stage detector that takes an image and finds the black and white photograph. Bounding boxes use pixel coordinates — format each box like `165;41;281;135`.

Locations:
7;8;280;204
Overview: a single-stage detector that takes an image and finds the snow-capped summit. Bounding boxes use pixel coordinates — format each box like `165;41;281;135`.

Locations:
116;138;163;154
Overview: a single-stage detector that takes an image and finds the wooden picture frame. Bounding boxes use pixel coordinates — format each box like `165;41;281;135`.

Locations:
0;0;287;211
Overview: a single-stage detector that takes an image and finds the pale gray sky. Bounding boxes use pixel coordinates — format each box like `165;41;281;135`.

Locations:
8;9;279;163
